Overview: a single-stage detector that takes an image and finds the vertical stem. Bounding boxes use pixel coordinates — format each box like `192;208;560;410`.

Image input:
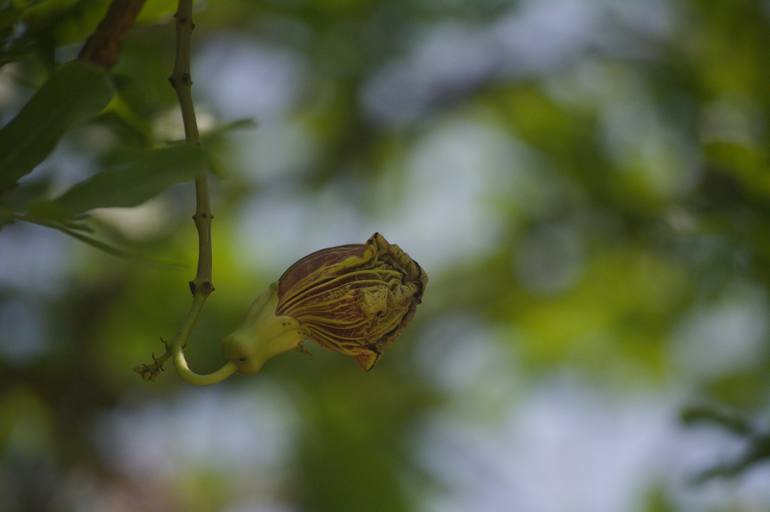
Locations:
169;0;213;297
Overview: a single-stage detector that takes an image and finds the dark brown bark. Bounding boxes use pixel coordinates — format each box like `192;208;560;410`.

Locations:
78;0;146;69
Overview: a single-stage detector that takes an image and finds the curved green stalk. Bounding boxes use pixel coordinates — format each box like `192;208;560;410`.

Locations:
168;293;236;385
174;351;237;385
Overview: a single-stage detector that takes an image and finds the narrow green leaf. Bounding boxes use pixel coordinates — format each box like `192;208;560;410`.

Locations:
51;224;186;268
0;60;114;191
19;215;185;267
197;118;257;177
203;117;259;137
51;221;136;258
20;0;81;27
0;177;51;211
36;144;207;216
204;150;227;177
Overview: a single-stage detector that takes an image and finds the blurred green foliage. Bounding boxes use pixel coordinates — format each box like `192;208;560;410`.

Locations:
0;61;113;190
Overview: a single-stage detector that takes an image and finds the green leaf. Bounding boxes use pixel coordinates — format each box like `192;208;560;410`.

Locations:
203;117;259;138
198;118;257;176
19;215;185;267
0;60;114;191
20;0;81;26
178;117;258;147
35;144;207;216
48;0;111;47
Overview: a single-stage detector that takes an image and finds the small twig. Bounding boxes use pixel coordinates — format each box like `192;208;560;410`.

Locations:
78;0;146;69
681;403;770;483
133;337;169;381
680;404;753;437
693;435;770;483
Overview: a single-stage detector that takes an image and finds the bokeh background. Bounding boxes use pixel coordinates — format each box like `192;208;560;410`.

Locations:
2;0;770;510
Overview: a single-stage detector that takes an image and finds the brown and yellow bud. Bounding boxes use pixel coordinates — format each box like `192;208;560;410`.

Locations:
222;233;427;373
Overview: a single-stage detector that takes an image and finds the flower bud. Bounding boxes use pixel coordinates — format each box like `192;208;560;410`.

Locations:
221;233;427;373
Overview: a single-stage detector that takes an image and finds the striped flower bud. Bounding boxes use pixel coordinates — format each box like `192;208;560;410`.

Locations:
222;233;427;373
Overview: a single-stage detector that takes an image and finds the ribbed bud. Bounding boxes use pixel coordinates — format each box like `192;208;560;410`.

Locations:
221;233;427;373
277;232;427;370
